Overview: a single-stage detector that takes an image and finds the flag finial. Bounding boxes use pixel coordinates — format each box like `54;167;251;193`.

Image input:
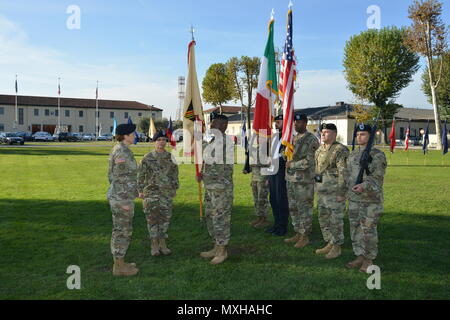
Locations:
288;1;293;9
190;25;195;41
271;8;275;20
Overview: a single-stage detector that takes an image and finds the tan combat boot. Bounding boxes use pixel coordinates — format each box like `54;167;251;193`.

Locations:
254;216;270;229
346;255;364;269
325;244;342;259
294;235;310;248
315;242;333;254
112;258;139;276
284;233;301;243
250;217;262;227
210;245;228;265
359;258;373;273
159;238;171;255
151;238;160;256
200;245;217;259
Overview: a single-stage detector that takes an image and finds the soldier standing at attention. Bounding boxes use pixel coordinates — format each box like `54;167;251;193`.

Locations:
137;130;179;257
249;140;270;229
197;114;234;265
284;114;320;248
314;123;349;259
107;123;139;276
346;124;387;272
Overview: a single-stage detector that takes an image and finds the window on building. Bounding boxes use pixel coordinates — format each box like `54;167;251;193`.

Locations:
110;126;114;133
45;109;50;116
65;110;70;117
110;112;115;119
124;112;129;119
79;110;84;118
34;109;39;116
55;109;59;117
0;107;4;115
19;108;24;125
79;125;84;133
400;127;405;140
0;124;4;131
138;112;142;117
152;112;156;118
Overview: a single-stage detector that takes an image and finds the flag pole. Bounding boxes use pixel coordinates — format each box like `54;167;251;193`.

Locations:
96;80;99;139
57;77;61;133
14;74;18;130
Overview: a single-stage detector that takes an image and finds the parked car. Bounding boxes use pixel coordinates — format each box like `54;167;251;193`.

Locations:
14;131;33;141
82;133;94;141
33;131;54;142
0;132;24;145
56;132;81;142
97;133;113;141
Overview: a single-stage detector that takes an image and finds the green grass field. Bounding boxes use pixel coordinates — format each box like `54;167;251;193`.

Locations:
0;145;449;300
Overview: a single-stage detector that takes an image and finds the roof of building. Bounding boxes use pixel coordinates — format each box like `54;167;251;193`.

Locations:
227;102;435;123
0;94;162;111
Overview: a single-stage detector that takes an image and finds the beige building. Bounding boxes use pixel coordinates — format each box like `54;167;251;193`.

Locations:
0;94;163;134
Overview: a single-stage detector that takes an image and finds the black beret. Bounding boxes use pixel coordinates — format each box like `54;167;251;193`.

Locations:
153;130;168;141
295;113;308;121
320;123;337;132
211;113;228;121
274;115;283;121
356;123;372;132
116;123;136;135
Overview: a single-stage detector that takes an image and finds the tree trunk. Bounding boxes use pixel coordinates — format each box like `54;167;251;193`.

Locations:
427;56;442;150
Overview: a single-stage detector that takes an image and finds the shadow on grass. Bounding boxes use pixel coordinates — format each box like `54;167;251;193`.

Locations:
388;165;450;168
0;148;110;157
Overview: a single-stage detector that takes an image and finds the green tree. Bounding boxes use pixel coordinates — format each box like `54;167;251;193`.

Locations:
201;63;234;113
404;0;448;148
343;26;420;142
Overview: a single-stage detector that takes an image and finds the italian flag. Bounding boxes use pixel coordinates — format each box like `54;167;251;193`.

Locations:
252;16;278;137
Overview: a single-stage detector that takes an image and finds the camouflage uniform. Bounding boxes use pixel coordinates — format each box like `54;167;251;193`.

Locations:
107;142;139;259
250;165;270;217
286;131;320;236
315;142;349;245
137;150;179;239
347;147;386;260
202;133;234;246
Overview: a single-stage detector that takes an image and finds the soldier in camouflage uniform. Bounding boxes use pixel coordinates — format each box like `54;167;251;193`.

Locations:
197;114;234;265
314;123;349;259
284;114;320;248
249;141;270;229
346;124;386;272
107;123;139;276
137;130;179;257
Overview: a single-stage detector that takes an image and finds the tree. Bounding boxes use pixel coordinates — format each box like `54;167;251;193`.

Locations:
352;104;375;123
422;52;450;120
404;0;448;148
201;63;234;113
343;26;420;143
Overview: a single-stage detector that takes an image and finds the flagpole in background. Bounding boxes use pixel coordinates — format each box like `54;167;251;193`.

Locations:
96;80;99;139
14;75;18;130
57;77;61;133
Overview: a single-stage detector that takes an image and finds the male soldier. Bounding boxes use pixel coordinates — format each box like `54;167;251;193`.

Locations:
284;114;320;248
266;115;290;236
314;123;349;259
249;138;270;229
197;114;234;265
346;124;387;272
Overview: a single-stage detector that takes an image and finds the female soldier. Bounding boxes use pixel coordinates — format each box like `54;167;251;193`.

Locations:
138;130;179;256
107;123;139;276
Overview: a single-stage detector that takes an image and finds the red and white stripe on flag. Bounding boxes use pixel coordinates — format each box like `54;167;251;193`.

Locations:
279;55;296;160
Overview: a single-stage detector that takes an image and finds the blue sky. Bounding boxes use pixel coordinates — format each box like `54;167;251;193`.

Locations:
0;0;448;118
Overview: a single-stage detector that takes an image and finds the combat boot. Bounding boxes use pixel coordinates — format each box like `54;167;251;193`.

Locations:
250;217;262;226
315;242;333;255
112;258;139;276
284;233;301;243
325;244;341;259
346;256;364;269
294;235;310;248
210;245;228;265
159;238;171;255
254;216;270;229
151;238;160;256
359;258;373;273
200;245;217;259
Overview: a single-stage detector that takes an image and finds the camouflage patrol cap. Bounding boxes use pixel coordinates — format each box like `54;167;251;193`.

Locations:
356;123;372;132
116;123;136;135
321;123;337;132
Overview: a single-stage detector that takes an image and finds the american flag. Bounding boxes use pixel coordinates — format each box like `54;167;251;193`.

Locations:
404;121;411;151
279;5;296;160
